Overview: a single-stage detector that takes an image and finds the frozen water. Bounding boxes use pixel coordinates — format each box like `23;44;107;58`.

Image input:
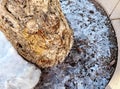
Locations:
35;0;117;89
0;31;41;89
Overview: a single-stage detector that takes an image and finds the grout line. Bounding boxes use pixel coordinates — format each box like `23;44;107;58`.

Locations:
109;0;120;17
111;18;120;20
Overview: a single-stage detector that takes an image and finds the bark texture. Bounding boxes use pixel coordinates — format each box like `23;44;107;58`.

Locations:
0;0;73;68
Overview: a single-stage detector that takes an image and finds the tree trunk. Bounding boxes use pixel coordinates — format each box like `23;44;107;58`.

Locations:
0;0;73;68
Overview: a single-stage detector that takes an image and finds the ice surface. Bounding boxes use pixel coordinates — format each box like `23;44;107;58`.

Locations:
35;0;117;89
0;31;41;89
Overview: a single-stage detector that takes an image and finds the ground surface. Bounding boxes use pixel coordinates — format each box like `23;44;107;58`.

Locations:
35;0;118;89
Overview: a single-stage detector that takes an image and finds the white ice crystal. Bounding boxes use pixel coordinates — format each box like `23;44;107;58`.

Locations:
0;31;41;89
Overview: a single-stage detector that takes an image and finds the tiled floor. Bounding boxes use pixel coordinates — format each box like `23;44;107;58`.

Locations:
95;0;120;15
110;1;120;20
95;0;120;89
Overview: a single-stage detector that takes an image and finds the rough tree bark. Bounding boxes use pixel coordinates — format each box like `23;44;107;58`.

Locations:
0;0;73;68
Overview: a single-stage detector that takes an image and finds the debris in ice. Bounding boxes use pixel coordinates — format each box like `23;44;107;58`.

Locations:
35;0;117;89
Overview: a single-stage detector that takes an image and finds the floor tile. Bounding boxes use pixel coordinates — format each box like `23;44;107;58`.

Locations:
106;85;112;89
95;0;119;15
110;1;120;19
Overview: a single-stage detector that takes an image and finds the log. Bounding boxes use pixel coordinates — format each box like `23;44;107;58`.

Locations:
0;0;73;68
